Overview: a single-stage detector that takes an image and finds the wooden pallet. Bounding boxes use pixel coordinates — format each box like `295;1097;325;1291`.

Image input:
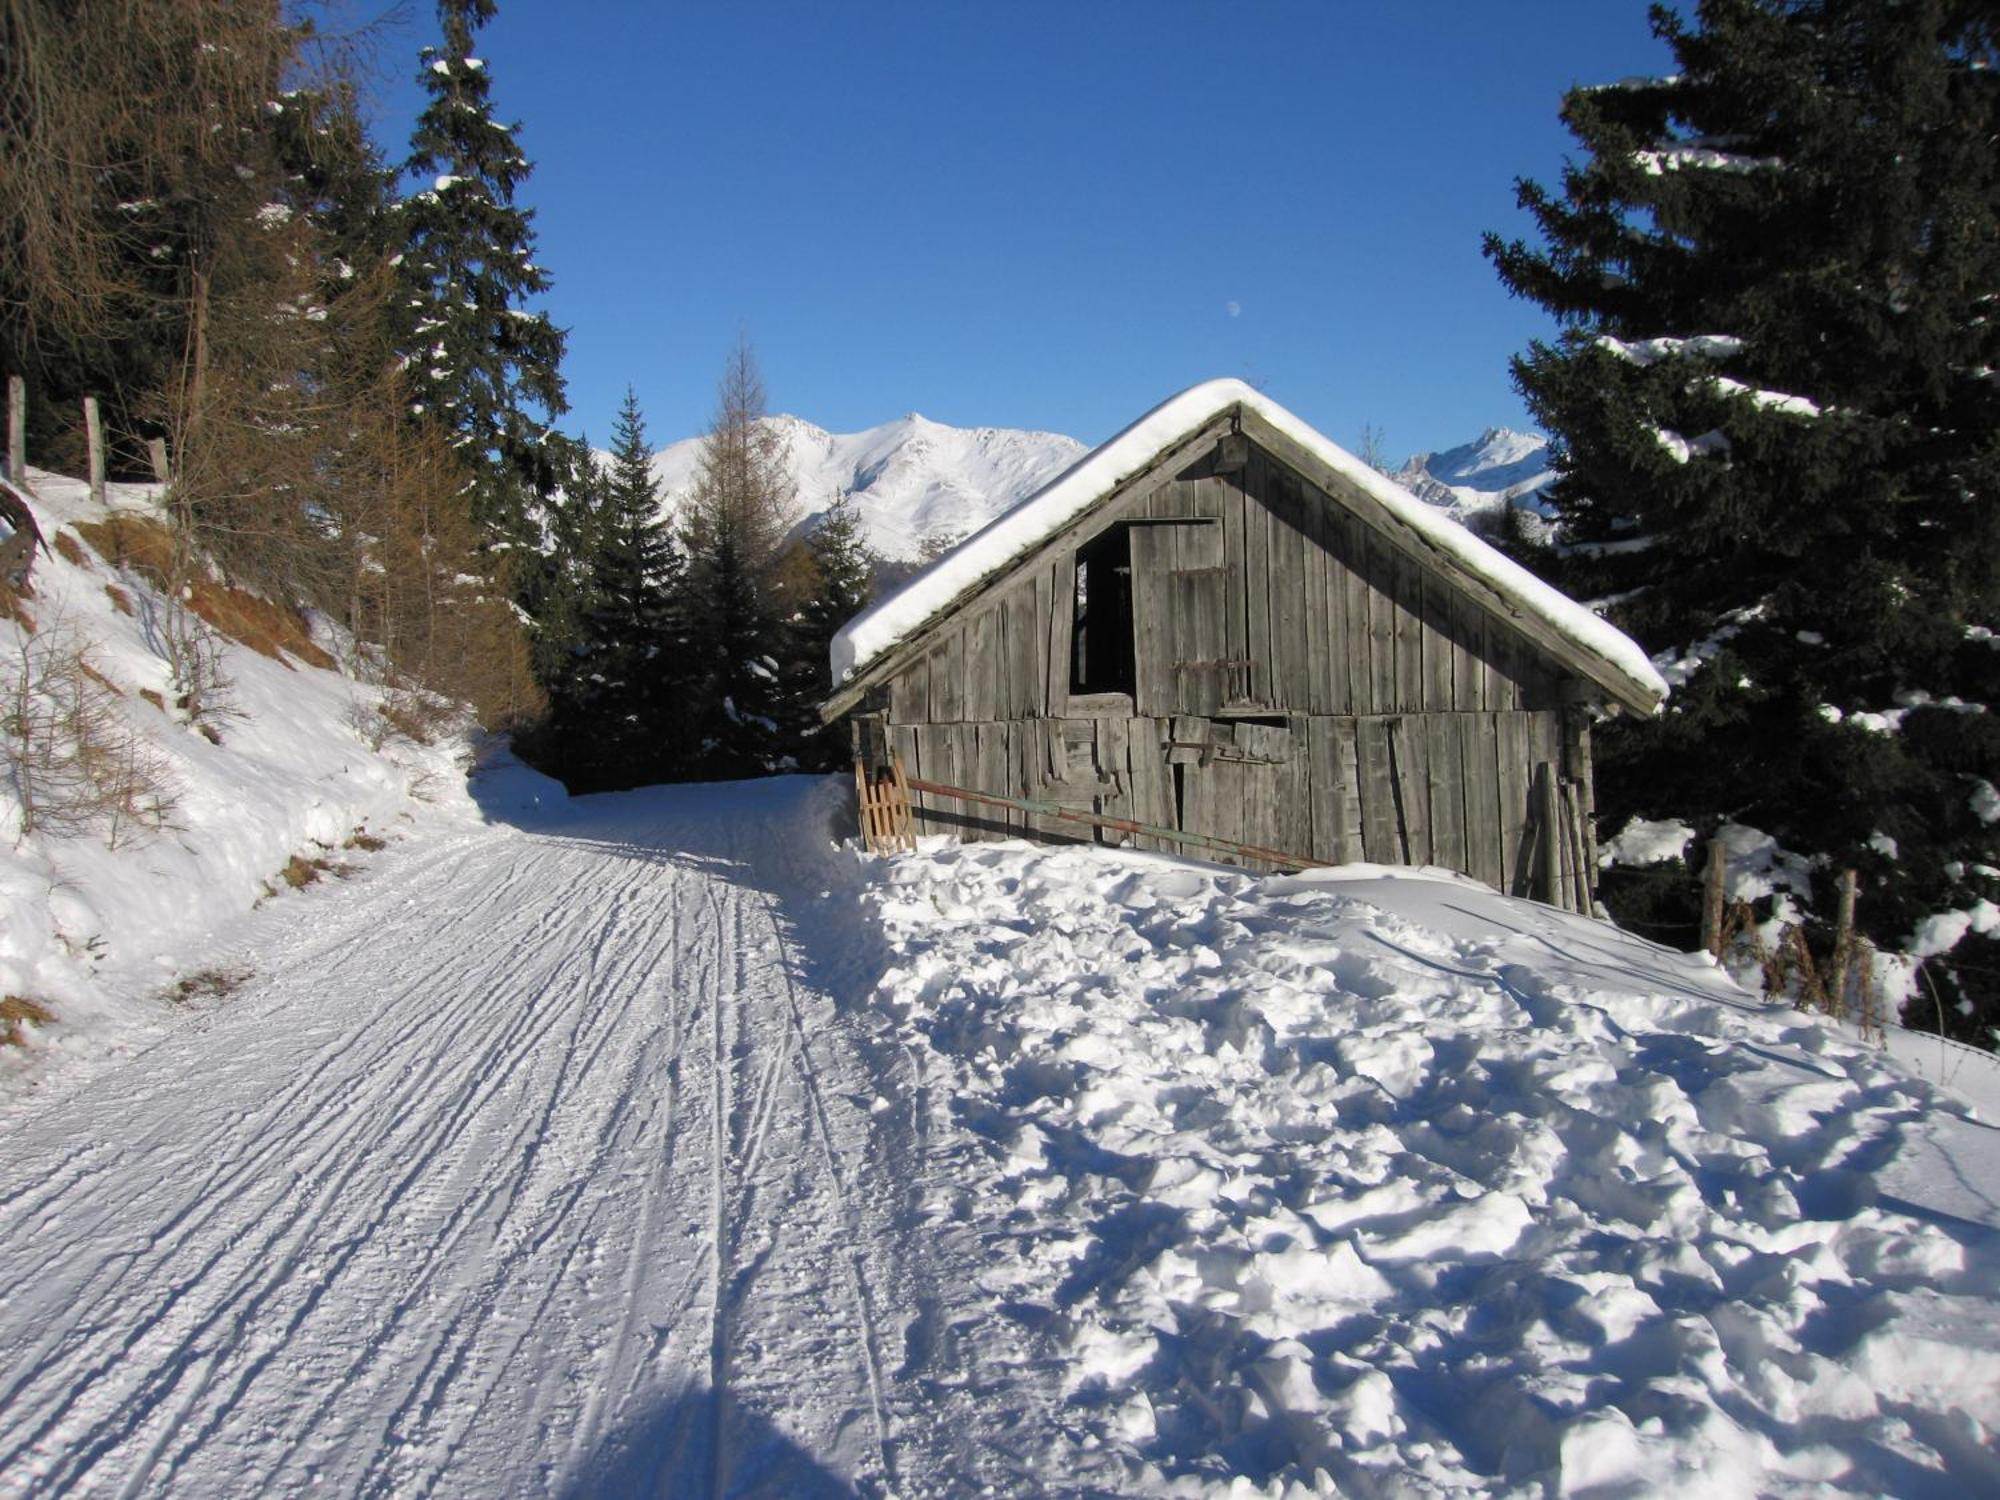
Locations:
854;755;916;854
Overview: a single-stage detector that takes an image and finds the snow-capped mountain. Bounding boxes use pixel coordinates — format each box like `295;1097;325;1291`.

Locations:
1390;427;1555;531
647;413;1087;564
640;414;1556;563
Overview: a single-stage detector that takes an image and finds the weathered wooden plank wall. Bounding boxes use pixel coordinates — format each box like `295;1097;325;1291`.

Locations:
859;436;1598;908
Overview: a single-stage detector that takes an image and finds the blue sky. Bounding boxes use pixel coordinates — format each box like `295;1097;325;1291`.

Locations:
365;2;1673;458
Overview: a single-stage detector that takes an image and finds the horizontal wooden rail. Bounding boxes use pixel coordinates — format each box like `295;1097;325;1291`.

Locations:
900;773;1326;872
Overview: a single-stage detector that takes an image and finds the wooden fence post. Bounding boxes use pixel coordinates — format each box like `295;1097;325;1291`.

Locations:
1702;836;1727;958
83;396;105;505
146;436;171;486
1830;867;1858;1018
7;375;23;485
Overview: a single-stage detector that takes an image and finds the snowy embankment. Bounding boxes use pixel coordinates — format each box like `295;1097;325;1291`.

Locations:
864;842;2000;1496
0;468;472;1098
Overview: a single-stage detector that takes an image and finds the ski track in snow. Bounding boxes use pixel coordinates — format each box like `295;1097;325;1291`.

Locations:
0;778;927;1498
7;772;2000;1497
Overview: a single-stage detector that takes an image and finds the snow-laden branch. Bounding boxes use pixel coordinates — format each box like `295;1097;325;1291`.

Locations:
1633;145;1782;175
1598;333;1747;365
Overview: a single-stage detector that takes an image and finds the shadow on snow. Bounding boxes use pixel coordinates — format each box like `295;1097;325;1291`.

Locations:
562;1384;856;1500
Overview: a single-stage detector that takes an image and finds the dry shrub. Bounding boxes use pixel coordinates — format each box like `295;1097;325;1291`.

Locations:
69;515;173;585
344;827;386;852
3;621;178;845
379;690;443;745
1;995;55;1048
1718;898;1887;1041
184;574;335;670
280;853;327;889
138;688;165;713
103;584;134;617
0;578;36;633
73;515;241;738
53;532;89;569
166;967;250;1005
344;683;457;751
71;514;331;667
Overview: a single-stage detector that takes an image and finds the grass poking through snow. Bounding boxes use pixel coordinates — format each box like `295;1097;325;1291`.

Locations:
165;968;251;1006
0;996;55;1048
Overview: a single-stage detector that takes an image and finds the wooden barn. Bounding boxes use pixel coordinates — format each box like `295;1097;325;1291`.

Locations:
822;380;1666;910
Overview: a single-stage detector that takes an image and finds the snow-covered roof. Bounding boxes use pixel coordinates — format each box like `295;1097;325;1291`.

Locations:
829;379;1668;712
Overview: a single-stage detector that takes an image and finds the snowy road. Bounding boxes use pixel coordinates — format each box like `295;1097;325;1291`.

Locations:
8;771;1999;1497
0;777;928;1497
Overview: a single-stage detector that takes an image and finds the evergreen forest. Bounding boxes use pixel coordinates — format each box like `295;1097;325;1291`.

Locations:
0;0;874;797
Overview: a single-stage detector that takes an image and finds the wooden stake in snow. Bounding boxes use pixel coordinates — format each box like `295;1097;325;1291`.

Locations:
147;437;171;487
7;375;23;485
1537;763;1563;907
84;396;105;505
1703;837;1728;958
1830;867;1859;1017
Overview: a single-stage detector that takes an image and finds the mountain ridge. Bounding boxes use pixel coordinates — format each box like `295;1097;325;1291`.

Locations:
1389;426;1556;529
635;415;1554;563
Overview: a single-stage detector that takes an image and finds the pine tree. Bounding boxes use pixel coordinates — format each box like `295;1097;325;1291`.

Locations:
394;0;568;551
779;490;877;771
529;433;603;693
574;389;684;785
1486;0;2000;1044
680;340;797;777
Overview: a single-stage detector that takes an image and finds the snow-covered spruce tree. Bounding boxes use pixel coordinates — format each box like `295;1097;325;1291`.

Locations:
394;0;568;556
553;390;686;789
680;340;796;778
777;489;877;771
1485;0;2000;1045
523;430;601;692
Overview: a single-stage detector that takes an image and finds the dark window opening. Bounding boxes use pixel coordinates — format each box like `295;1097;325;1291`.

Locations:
1071;526;1135;696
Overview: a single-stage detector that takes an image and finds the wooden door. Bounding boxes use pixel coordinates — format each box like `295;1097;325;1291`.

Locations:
1170;715;1307;870
1130;519;1228;718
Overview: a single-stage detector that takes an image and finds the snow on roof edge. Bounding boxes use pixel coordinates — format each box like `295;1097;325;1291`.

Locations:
828;379;1668;711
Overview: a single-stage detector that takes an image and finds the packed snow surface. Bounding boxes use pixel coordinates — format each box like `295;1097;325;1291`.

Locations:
829;380;1669;713
0;777;914;1497
4;775;1997;1496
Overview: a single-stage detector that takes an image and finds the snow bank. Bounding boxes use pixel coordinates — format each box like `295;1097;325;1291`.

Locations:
0;469;478;1100
1599;815;1695;867
829;380;1669;712
862;839;2000;1495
